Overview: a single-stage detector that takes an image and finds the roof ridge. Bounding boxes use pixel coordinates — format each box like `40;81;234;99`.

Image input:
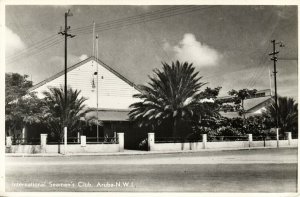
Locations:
29;56;140;92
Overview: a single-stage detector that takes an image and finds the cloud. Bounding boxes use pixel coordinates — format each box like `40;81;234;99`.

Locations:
5;27;25;56
165;33;221;67
79;54;88;61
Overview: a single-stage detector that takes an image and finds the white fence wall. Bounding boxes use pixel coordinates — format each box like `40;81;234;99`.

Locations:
5;133;124;154
7;145;42;154
206;141;250;149
45;144;120;153
150;140;298;151
148;133;298;152
150;142;203;151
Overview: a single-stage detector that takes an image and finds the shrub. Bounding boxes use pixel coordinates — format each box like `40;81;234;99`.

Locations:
138;138;148;151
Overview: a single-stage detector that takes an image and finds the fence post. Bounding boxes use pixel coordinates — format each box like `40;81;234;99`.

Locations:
77;132;80;143
21;127;26;144
202;134;207;149
6;136;12;147
148;133;155;151
80;136;86;147
64;127;67;154
276;128;279;148
40;134;47;153
117;133;124;152
286;132;292;146
248;134;252;148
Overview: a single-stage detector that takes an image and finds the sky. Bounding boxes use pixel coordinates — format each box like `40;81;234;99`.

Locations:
5;5;298;100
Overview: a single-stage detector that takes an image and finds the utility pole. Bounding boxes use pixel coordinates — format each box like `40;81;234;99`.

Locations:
58;9;75;126
269;40;284;148
96;34;99;142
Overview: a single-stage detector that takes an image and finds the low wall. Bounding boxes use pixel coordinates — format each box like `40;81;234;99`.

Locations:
251;139;298;147
6;144;120;154
46;144;120;153
150;139;298;151
6;133;124;154
6;145;42;154
150;142;203;151
290;139;298;146
206;141;249;149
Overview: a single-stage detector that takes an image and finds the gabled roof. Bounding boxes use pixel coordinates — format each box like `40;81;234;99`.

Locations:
29;56;140;92
244;96;273;113
220;96;273;118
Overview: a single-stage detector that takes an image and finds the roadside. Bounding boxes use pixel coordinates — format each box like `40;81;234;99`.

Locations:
5;146;297;157
5;148;297;192
5;147;297;165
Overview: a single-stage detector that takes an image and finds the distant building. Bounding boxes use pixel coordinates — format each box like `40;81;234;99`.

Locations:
218;89;274;118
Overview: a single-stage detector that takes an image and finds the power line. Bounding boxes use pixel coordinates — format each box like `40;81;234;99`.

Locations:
72;6;217;36
7;5;217;64
245;13;275;88
218;19;296;89
6;37;63;64
247;46;270;88
69;5;179;32
246;9;283;89
6;34;59;59
142;23;172;62
70;5;201;33
277;57;298;60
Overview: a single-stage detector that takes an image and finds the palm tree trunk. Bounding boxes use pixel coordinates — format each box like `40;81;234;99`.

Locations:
172;117;178;138
57;135;61;154
57;129;62;154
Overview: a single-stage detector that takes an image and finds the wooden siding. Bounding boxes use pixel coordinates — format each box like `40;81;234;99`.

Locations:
31;59;141;110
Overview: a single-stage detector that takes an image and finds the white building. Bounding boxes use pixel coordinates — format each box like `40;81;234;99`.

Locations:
29;56;145;148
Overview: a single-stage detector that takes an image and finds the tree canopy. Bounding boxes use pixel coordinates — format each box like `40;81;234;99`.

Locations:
5;73;33;105
129;61;221;137
41;87;99;141
227;89;257;117
5;73;42;136
263;96;298;136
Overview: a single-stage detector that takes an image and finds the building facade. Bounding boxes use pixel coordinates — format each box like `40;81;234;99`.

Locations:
27;57;275;147
29;57;146;149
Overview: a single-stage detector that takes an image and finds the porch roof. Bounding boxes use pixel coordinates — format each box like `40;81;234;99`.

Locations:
86;109;130;121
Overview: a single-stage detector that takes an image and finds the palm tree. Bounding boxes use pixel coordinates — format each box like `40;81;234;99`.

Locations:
41;87;99;146
263;97;298;136
129;61;220;138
